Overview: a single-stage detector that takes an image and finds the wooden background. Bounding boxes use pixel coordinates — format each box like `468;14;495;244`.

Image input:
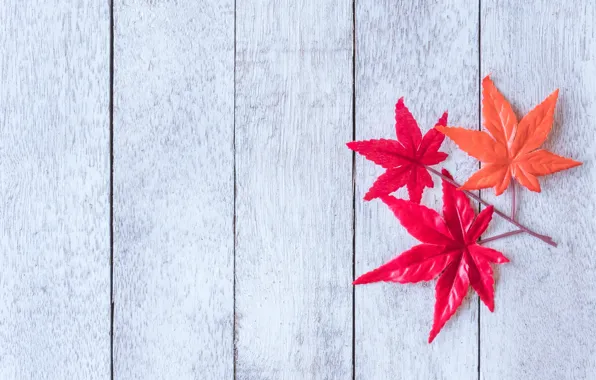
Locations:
1;1;595;379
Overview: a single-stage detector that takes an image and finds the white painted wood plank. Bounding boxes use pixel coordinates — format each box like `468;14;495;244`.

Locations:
355;1;480;379
235;0;353;378
113;1;234;378
0;2;110;379
480;1;596;379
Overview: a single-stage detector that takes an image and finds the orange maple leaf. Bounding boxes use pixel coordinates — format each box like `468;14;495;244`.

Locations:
436;76;581;195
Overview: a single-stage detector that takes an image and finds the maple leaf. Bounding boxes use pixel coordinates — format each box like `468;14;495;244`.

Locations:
436;76;581;195
353;169;509;343
347;98;448;203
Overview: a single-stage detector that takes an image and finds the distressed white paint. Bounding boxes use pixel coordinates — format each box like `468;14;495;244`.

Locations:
480;1;596;379
2;1;596;378
355;1;480;379
235;0;353;378
0;2;110;379
113;1;234;379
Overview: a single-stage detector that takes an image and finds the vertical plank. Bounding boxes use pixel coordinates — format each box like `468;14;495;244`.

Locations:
355;1;479;378
0;2;110;379
113;1;234;378
235;0;353;378
481;1;596;379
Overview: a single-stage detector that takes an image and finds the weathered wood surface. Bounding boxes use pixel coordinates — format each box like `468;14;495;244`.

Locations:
480;1;596;379
113;1;235;378
354;1;480;379
3;1;596;379
0;2;110;379
235;0;353;378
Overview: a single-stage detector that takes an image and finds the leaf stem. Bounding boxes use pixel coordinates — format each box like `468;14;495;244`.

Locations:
479;230;524;244
425;166;557;247
511;181;516;221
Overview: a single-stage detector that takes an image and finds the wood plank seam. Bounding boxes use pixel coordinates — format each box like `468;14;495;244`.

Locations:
233;0;238;378
351;1;357;380
477;1;482;379
109;1;115;379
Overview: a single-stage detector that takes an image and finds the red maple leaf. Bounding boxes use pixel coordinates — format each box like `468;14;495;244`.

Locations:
354;169;509;343
347;98;448;203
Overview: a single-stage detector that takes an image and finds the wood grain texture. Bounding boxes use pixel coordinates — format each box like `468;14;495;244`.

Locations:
480;1;596;379
235;0;353;378
0;2;110;379
113;1;234;378
355;1;480;378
